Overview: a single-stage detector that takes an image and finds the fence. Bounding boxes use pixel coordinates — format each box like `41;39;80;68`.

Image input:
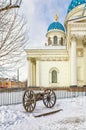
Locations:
0;87;86;106
0;88;25;106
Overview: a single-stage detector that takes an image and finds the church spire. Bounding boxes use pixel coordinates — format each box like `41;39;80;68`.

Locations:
54;14;58;22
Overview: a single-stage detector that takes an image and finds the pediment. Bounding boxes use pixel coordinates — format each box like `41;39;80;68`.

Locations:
74;19;86;23
68;16;86;24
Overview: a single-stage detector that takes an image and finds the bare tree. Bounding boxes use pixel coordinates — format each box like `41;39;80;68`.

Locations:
0;0;22;12
0;0;28;76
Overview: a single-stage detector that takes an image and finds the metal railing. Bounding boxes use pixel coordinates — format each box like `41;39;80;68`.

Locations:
0;87;86;106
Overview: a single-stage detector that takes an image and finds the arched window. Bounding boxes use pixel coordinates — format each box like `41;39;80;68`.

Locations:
54;36;58;45
49;68;59;84
52;70;57;83
60;37;63;45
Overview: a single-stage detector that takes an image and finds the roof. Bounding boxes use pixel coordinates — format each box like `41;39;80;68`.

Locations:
47;22;65;32
67;0;86;13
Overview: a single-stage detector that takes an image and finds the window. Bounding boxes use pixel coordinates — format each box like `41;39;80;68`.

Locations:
54;36;58;45
60;37;63;45
52;70;57;83
49;68;59;84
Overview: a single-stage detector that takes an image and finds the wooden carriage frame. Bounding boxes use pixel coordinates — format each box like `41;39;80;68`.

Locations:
23;88;56;112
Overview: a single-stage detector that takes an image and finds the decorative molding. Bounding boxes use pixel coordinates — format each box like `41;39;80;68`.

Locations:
27;57;69;61
69;23;86;28
71;34;77;42
27;57;36;61
83;35;86;46
77;48;84;57
37;57;69;61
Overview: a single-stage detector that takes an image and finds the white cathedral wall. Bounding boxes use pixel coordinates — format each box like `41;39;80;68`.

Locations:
46;31;65;39
77;39;84;86
39;61;69;87
84;47;86;86
77;57;84;86
77;39;85;86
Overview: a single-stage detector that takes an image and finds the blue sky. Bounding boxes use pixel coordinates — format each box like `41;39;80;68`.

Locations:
21;0;71;46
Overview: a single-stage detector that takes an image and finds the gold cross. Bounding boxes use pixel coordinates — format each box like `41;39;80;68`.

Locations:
54;14;58;21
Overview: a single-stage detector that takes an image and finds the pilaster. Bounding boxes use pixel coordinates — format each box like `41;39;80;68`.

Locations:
70;35;77;87
36;60;41;87
27;60;32;87
83;36;86;87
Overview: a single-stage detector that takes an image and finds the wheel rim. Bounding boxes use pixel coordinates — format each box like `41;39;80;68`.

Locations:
43;89;56;108
23;89;36;112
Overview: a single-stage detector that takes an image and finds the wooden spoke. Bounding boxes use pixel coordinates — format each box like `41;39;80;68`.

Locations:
23;89;36;112
43;89;56;108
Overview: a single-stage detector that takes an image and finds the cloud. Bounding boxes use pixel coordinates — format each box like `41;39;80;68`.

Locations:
21;0;71;47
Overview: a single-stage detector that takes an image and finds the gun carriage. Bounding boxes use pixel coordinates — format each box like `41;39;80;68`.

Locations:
23;88;56;112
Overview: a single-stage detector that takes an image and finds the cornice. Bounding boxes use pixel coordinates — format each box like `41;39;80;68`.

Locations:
27;57;69;61
26;49;68;56
68;23;86;28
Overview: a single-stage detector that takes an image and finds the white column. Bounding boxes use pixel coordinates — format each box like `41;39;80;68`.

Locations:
27;59;32;87
32;60;36;86
36;60;40;87
51;37;53;45
83;37;86;87
58;37;60;46
70;35;77;87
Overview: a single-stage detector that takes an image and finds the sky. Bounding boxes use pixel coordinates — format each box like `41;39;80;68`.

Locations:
19;0;72;81
21;0;71;46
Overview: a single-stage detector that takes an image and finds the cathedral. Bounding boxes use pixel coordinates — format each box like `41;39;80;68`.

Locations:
26;0;86;87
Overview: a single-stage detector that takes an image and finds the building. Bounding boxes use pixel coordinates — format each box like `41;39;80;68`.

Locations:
26;0;86;87
0;78;26;88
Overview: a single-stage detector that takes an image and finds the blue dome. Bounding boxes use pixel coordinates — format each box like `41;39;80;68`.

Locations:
67;0;86;13
47;22;65;32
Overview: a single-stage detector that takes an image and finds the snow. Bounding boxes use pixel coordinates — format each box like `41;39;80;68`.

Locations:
0;96;86;130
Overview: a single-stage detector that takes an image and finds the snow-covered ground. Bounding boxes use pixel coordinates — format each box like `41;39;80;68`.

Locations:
0;96;86;130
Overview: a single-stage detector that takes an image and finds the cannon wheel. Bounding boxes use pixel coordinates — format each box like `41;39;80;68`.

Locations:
43;89;56;108
23;89;36;112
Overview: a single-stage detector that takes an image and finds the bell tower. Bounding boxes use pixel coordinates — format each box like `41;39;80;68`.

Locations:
46;15;66;46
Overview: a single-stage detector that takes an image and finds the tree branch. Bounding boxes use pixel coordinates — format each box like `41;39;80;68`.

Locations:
0;0;22;12
0;5;20;12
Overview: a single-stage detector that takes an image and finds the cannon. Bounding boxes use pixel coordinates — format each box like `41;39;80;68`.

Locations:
23;88;56;112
